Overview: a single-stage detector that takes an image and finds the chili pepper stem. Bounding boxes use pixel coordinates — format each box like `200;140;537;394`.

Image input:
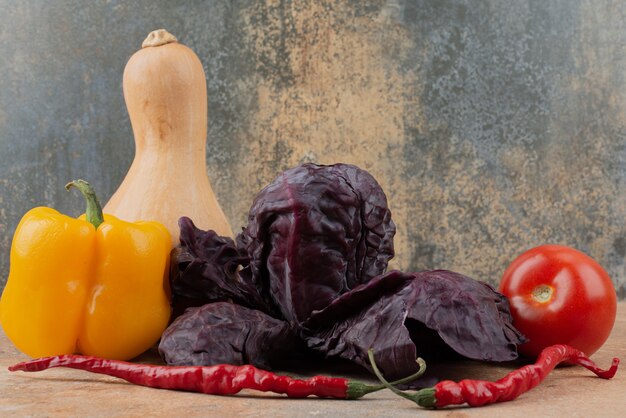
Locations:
367;349;436;407
346;357;427;399
65;180;105;229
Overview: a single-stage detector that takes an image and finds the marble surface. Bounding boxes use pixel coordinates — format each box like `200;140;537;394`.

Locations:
0;1;624;297
0;303;625;417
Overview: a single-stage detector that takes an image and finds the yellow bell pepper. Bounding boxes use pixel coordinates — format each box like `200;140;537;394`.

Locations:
0;180;171;360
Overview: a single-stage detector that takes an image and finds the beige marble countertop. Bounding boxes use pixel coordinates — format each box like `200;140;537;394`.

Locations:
1;303;625;417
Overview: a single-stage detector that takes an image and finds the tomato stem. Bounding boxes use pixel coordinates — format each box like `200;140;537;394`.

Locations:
532;285;553;303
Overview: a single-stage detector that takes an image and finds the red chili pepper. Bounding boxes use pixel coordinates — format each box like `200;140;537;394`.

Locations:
8;355;424;399
368;344;619;408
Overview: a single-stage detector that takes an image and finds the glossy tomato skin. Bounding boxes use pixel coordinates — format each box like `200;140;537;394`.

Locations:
499;245;617;358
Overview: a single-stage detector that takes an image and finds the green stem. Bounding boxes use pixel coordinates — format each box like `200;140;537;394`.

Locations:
65;180;104;229
347;356;428;399
367;348;437;408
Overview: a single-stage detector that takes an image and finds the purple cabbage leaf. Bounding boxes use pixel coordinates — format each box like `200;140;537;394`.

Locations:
159;302;301;370
169;217;278;318
236;163;396;325
301;270;526;380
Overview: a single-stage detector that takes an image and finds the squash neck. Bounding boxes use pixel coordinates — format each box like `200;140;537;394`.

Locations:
134;139;207;164
135;133;205;149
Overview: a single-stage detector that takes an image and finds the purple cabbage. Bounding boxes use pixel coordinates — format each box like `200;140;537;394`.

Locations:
169;217;277;318
159;302;300;370
158;162;525;381
236;163;395;324
302;270;524;380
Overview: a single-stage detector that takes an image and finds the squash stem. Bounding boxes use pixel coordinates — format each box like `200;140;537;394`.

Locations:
65;180;104;229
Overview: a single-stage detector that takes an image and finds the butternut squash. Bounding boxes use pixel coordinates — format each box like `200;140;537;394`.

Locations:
105;29;233;243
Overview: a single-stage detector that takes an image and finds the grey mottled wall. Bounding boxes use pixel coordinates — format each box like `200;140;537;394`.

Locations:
0;0;624;298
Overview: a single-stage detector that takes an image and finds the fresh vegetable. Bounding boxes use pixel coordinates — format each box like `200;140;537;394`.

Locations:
370;344;620;408
168;217;274;319
160;163;525;381
104;29;233;243
160;302;301;370
8;355;427;400
302;270;525;380
168;162;396;322
499;244;617;358
0;180;171;360
237;163;396;325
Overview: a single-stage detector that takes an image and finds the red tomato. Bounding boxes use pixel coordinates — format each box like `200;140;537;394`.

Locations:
499;244;617;358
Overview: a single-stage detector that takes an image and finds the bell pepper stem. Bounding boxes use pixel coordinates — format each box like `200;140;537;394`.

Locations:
65;180;104;229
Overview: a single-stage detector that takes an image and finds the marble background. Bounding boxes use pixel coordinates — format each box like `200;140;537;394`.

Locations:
0;0;624;298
